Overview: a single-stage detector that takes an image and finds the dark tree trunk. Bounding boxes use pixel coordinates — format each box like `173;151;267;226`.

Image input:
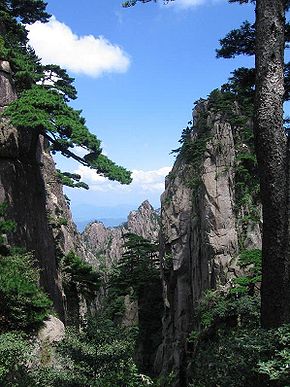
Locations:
255;0;290;327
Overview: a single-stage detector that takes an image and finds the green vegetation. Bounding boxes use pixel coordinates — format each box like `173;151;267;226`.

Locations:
61;251;101;299
172;115;212;192
0;0;132;186
30;319;150;387
0;202;16;255
0;204;157;385
187;246;290;387
0;332;33;386
109;233;159;299
0;252;52;331
0;203;52;331
232;249;262;295
57;171;89;190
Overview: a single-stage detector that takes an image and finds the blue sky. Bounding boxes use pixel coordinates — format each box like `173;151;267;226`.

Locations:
27;0;255;223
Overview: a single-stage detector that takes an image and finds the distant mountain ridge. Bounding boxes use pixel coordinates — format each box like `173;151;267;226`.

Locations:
76;218;127;232
82;200;160;269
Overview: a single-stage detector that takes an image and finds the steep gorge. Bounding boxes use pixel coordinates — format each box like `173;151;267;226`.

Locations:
0;58;263;385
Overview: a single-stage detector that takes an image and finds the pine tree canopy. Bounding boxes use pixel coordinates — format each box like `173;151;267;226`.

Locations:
0;0;132;185
216;3;290;102
1;0;50;24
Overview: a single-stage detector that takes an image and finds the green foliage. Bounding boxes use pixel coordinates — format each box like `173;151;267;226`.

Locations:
109;233;159;299
190;326;272;387
31;317;153;386
41;64;77;101
187;248;290;387
195;290;260;330
172;115;212;192
61;252;101;299
216;21;255;58
258;325;290;384
235;151;259;215
222;67;255;109
0;252;52;331
1;0;132;186
1;0;50;24
57;170;89;190
4;86;100;149
216;4;290;101
0;202;16;247
0;332;33;386
4;86;132;184
190;317;290;387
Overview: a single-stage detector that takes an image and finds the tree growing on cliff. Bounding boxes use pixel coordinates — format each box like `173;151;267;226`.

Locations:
218;0;290;328
0;0;132;185
109;233;159;297
124;0;290;328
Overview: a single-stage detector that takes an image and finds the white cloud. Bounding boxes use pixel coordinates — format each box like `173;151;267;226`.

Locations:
27;16;130;77
167;0;224;9
74;165;172;193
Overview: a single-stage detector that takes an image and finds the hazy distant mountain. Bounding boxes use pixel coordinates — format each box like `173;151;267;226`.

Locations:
76;218;126;232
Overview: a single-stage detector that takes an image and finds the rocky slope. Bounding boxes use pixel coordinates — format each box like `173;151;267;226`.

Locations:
82;200;160;270
157;97;262;385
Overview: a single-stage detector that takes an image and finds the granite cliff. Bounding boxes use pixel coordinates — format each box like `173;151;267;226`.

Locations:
157;96;261;385
0;60;94;322
83;200;160;270
0;60;64;316
1;55;263;385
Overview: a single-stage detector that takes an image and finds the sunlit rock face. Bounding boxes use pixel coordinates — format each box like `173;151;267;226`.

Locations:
157;100;261;385
0;61;16;110
82;200;160;270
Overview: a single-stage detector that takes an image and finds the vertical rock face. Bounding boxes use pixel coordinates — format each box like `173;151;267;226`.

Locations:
0;62;64;317
158;100;261;384
83;200;160;269
40;139;94;264
0;61;16;110
41;141;99;326
0;62;94;321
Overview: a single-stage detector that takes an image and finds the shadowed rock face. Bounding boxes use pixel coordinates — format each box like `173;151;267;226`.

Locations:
40;139;97;326
82;200;160;270
40;139;95;265
0;62;64;317
158;100;261;385
0;62;93;321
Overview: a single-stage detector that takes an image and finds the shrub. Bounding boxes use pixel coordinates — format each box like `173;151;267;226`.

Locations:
0;332;33;386
0;253;52;331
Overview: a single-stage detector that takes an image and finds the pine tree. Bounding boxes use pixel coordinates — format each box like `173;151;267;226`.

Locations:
0;0;132;185
123;0;290;327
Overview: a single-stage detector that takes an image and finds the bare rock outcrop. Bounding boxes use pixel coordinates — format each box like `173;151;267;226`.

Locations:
83;200;160;270
158;99;261;384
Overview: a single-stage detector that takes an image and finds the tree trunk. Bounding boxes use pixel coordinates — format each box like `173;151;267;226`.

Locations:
255;0;290;327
